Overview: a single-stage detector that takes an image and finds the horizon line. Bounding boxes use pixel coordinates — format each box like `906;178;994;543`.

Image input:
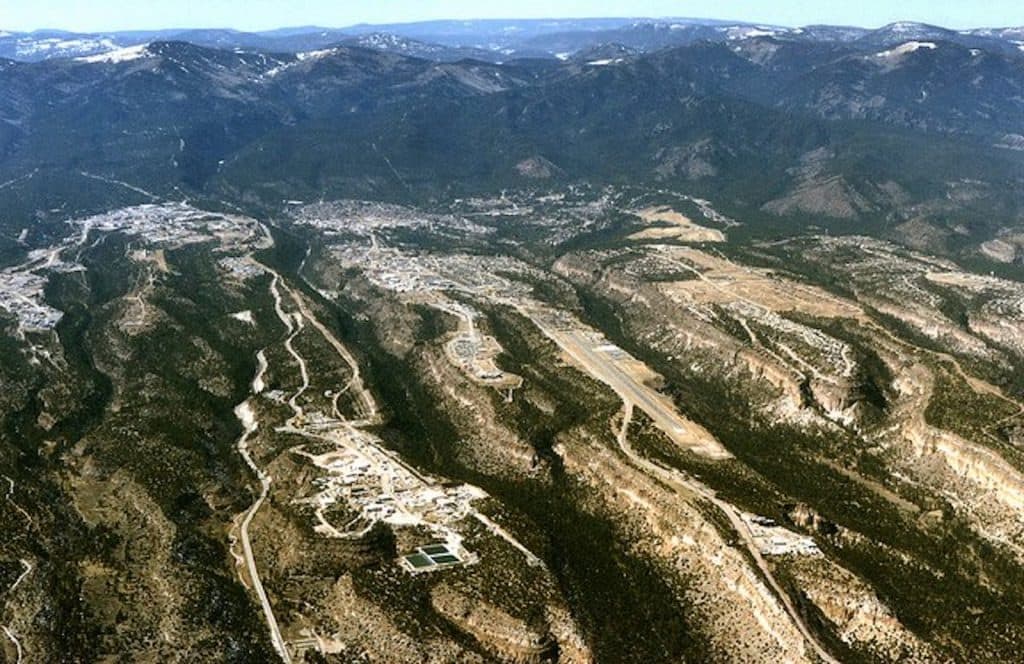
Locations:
2;16;1016;36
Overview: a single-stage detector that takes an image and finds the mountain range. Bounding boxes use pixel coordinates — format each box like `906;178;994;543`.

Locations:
2;19;1023;62
1;19;1023;265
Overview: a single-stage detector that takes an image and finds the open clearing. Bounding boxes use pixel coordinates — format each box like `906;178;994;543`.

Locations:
657;246;863;319
629;206;726;243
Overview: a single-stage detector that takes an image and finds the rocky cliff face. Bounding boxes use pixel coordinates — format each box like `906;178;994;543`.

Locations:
786;557;938;662
885;360;1024;559
555;433;814;663
809;375;860;424
431;585;561;663
969;311;1024;358
322;576;483;662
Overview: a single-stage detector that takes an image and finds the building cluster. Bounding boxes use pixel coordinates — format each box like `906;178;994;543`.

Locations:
290;199;491;238
295;423;485;568
726;300;856;380
2;203;265;332
333;246;539;305
428;298;520;387
446;334;508;382
444;189;618;245
69;203;262;248
0;270;64;331
525;305;579;333
218;256;265;281
742;514;822;557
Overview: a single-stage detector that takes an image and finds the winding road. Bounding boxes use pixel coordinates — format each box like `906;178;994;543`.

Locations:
231;256;381;663
2;625;23;664
234;399;292;664
230;272;300;664
0;560;32;664
2;476;33;664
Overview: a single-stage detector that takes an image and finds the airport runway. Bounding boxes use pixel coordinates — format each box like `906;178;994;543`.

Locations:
536;321;731;460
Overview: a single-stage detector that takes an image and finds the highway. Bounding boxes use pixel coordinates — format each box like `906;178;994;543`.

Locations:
285;268;380;424
3;476;33;529
472;513;545;568
0;560;32;664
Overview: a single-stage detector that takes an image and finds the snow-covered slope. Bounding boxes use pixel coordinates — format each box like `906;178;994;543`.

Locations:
0;32;130;61
76;44;155;64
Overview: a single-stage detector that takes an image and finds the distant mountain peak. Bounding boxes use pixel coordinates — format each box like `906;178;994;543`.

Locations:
862;22;953;42
883;21;939;31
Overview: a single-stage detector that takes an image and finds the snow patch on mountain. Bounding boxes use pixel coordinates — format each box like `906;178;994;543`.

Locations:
724;26;788;40
352;33;438;54
15;36;119;59
876;41;938;58
264;47;337;77
77;44;153;64
296;47;340;61
886;22;932;35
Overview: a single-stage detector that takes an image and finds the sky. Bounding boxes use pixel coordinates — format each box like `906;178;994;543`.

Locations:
1;0;1022;33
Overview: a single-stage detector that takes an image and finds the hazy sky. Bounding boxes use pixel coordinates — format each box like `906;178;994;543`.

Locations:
2;0;1022;32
